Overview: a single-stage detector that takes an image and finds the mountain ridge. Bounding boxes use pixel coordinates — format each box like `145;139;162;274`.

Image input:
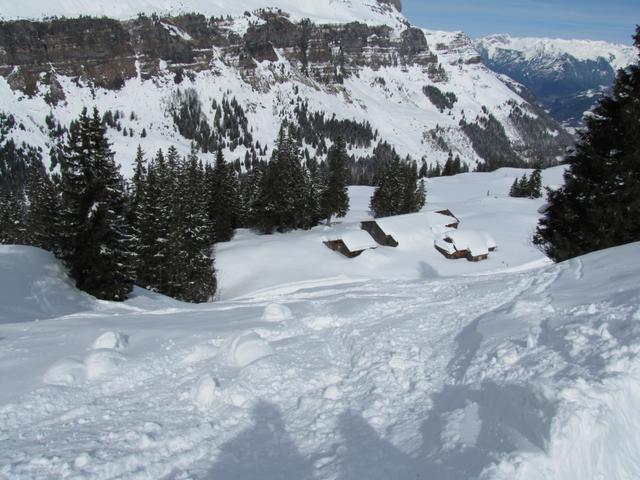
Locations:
0;0;403;24
475;34;636;127
0;4;571;178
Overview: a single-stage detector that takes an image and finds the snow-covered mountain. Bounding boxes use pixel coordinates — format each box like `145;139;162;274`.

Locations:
476;34;637;128
0;0;571;177
0;0;404;25
2;168;640;479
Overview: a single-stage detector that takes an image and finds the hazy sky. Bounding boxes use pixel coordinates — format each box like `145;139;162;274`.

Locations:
402;0;639;44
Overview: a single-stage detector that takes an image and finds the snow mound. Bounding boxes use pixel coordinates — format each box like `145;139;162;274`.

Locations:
43;358;87;386
191;374;218;408
183;343;220;364
323;384;342;400
91;331;129;351
0;246;94;324
229;332;274;368
262;303;293;323
84;350;126;380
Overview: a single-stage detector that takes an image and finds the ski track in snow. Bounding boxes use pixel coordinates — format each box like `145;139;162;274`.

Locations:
2;247;639;479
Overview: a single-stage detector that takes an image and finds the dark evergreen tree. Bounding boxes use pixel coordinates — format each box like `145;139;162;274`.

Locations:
419;159;428;178
135;149;174;294
534;26;640;261
25;162;60;253
251;123;316;233
370;154;426;218
205;148;240;243
528;168;542;199
509;169;543;199
370;155;403;218
168;149;216;302
320;136;350;226
59;107;135;301
0;184;26;244
400;160;425;213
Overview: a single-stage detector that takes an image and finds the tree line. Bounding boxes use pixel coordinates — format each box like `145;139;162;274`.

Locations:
0;108;372;302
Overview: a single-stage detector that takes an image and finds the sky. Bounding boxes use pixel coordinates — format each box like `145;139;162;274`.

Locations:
402;0;639;44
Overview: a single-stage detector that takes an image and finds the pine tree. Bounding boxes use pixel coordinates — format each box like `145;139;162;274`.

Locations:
528;168;542;199
509;177;520;197
442;153;454;176
401;160;425;213
251;123;316;233
534;26;640;261
168;149;216;302
370;155;403;218
370;155;426;218
25;163;60;253
131;145;147;215
59;107;135;301
419;159;428;178
320;136;350;226
205;148;240;243
58;109;91;266
136;150;170;292
0;184;26;245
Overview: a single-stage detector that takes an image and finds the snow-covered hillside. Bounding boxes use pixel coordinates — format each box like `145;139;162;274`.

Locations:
0;0;404;25
2;168;640;479
0;2;571;178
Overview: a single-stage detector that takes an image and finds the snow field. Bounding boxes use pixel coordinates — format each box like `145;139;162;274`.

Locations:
1;169;640;479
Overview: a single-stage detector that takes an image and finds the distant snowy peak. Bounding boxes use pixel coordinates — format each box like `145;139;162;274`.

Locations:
477;34;636;71
0;0;404;25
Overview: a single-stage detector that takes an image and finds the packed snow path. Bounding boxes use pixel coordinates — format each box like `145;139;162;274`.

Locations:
2;243;640;479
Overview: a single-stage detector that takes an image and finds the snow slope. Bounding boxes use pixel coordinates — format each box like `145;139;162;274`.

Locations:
2;168;640;479
0;0;404;25
0;43;548;178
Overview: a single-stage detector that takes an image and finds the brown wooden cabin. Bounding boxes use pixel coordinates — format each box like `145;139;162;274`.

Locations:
360;221;399;247
434;230;497;262
323;239;375;258
434;209;460;229
435;242;490;262
323;230;378;258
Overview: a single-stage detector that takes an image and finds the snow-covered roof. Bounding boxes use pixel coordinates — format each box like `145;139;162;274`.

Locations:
437;229;496;257
325;230;377;252
373;210;457;234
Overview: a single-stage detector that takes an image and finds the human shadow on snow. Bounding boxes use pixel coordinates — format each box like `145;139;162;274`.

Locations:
205;382;556;480
206;401;314;480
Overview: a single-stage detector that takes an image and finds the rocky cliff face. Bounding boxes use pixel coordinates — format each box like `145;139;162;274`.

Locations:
0;6;572;176
1;11;433;95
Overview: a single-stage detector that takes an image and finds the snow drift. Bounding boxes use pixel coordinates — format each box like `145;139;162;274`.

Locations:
0;245;94;324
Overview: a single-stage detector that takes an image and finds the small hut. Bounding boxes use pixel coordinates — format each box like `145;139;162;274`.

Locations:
360;220;399;247
435;230;497;261
362;210;461;247
323;230;378;258
433;210;460;229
